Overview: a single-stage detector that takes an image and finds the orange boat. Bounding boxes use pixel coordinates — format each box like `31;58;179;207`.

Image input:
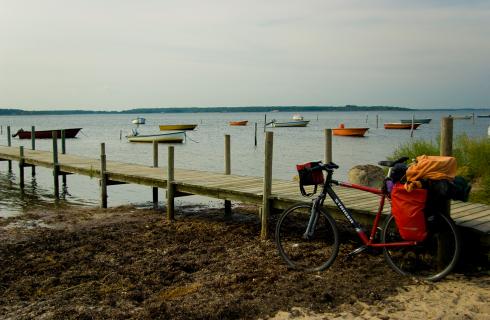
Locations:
332;124;369;137
229;120;248;126
384;122;421;130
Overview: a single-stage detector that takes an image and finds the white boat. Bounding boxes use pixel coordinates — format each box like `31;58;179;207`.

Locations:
131;117;146;125
127;131;186;143
270;120;310;127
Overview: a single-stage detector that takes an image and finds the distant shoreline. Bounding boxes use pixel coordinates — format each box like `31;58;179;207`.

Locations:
1;105;489;116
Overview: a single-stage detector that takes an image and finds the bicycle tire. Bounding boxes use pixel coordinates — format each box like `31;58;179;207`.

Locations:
382;213;461;281
275;203;339;272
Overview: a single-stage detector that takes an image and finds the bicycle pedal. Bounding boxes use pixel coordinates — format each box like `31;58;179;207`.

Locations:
345;245;368;260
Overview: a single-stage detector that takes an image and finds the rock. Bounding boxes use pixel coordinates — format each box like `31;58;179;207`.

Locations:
348;165;385;188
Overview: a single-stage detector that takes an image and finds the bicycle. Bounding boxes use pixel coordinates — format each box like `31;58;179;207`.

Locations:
275;158;461;281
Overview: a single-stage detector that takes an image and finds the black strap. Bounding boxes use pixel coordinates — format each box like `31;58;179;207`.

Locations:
300;183;318;197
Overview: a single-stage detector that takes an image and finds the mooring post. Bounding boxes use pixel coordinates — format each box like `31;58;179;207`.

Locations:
410;114;415;138
100;143;107;208
19;146;25;189
167;146;175;220
61;129;67;184
254;122;258;147
30;126;36;176
261;131;273;239
324;128;332;163
440;117;453;157
264;114;266;132
376;114;379;128
224;134;232;217
7;126;12;171
52;131;59;199
152;140;159;210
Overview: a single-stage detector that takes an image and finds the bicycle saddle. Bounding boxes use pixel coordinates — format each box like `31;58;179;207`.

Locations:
378;157;409;167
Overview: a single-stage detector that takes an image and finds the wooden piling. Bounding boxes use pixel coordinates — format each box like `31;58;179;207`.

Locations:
224;134;231;217
19;146;24;189
264;114;267;132
152;140;158;209
410;114;415;138
376;115;379;128
324;128;332;163
52;131;59;198
100;143;107;208
61;130;66;184
254;122;257;147
167;146;175;220
440;117;453;156
261;131;273;239
7;126;11;171
31;126;36;176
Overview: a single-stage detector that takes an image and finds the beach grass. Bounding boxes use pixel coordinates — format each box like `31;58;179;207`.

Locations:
391;135;490;204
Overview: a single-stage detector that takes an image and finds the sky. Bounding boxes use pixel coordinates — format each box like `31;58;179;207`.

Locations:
1;0;489;111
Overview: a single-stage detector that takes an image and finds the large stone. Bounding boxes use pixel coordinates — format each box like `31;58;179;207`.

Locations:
348;164;385;188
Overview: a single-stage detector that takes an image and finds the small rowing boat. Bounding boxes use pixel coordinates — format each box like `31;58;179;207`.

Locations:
269;120;309;127
384;123;421;130
229;120;248;126
127;131;186;143
332;124;369;137
450;115;472;120
12;128;82;139
477;115;490;118
159;124;197;131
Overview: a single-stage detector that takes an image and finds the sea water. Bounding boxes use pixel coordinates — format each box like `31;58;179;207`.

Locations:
1;110;489;217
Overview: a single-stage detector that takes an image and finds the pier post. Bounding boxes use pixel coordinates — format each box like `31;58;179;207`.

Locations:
19;146;25;189
224;134;232;217
376;115;379;129
61;130;66;185
167;146;175;220
7;126;12;172
100;143;107;208
261;131;273;239
254;123;258;147
31;126;36;176
52;131;59;199
440;117;453;156
152;140;158;209
324;128;332;163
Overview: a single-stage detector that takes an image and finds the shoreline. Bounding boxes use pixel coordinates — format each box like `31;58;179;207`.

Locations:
1;204;488;319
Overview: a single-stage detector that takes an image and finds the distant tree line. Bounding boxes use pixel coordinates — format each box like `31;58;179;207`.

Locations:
0;105;414;116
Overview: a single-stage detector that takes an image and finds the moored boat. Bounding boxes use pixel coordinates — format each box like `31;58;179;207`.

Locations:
332;124;369;137
12;128;82;139
400;118;432;124
270;120;309;127
450;115;472;120
384;123;421;130
229;120;248;126
131;117;146;125
127;131;186;143
159;124;197;131
477;115;490;118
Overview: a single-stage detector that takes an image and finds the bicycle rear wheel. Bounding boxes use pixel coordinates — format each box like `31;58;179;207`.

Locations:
275;203;339;272
382;213;460;281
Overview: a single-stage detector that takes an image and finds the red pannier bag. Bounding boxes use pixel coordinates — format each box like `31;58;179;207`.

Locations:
296;161;325;196
390;182;428;241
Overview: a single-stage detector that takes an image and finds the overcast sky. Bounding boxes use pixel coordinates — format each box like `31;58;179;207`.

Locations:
1;0;489;110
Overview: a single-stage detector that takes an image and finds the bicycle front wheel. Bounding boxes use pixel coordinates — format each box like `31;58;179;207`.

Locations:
275;203;339;272
382;213;461;281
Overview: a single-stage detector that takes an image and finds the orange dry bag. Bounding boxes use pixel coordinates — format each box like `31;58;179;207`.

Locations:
391;182;428;241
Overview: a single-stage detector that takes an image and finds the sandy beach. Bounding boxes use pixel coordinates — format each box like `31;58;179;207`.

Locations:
1;204;488;319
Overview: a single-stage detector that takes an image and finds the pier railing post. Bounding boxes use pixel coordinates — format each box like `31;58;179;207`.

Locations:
152;140;159;210
52;131;59;199
261;131;273;239
19;146;25;189
440;117;453;157
100;143;107;208
324;128;332;163
31;126;36;176
224;134;232;217
167;146;175;220
7;126;12;172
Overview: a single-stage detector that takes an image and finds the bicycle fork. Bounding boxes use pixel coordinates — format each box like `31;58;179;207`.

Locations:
303;198;321;240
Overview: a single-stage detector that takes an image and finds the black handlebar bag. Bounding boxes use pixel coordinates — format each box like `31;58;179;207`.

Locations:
296;161;325;196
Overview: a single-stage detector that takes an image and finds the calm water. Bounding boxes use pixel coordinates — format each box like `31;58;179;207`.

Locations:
1;110;489;217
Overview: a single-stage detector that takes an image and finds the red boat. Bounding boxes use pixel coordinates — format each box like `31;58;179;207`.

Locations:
332;124;369;137
12;128;82;139
229;120;248;126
